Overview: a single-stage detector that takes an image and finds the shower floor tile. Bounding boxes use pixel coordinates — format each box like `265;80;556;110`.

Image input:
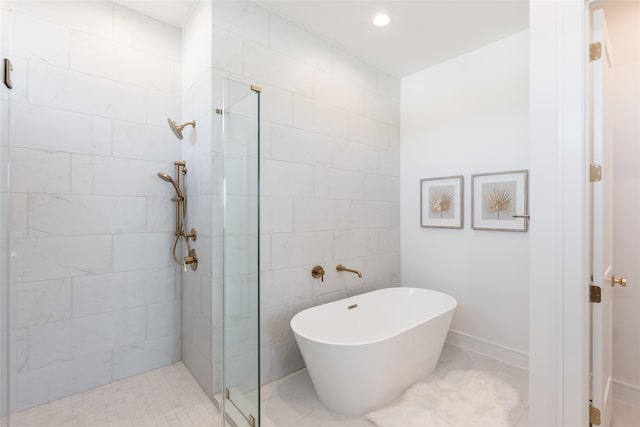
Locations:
260;344;530;427
11;362;220;427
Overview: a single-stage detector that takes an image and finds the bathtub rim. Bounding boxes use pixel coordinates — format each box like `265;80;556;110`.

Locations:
290;287;457;347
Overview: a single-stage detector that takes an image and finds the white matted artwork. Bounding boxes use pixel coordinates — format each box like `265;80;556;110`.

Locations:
471;170;529;232
420;175;463;229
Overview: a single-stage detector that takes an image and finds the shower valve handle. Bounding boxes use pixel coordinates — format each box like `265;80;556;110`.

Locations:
184;249;198;271
186;228;197;241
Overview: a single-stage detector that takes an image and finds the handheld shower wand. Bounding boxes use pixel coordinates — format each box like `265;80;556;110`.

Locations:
157;161;198;271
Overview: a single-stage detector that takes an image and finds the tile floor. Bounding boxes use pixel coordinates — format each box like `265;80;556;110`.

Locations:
11;345;639;427
261;344;530;427
11;363;220;427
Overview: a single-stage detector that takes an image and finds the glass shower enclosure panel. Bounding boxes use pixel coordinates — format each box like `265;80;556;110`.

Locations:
222;79;260;427
0;4;9;426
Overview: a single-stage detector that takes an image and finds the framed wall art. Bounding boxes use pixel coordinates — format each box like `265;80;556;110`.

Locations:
471;170;529;232
420;175;464;229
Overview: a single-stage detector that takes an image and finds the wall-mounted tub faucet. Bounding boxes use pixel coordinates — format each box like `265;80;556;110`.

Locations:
336;264;363;278
157;160;198;271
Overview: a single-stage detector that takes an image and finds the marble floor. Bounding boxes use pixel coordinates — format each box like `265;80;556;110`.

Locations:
261;344;530;427
10;345;638;427
11;363;220;427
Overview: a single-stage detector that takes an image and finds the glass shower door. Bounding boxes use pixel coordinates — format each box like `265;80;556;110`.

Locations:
0;4;9;426
222;79;260;427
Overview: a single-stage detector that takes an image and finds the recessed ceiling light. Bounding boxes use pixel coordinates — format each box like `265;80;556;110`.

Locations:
373;13;390;27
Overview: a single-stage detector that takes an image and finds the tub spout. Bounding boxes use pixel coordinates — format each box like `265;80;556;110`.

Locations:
336;264;362;278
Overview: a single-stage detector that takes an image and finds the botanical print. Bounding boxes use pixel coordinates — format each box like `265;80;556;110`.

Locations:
482;181;516;220
429;185;455;219
420;176;463;229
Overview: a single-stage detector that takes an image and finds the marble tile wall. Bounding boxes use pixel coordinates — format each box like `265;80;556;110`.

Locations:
211;1;401;386
180;0;217;397
7;1;183;411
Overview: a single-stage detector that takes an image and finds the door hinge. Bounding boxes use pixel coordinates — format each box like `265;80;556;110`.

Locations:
590;403;601;425
590;164;602;183
224;387;230;399
590;42;602;62
590;285;602;303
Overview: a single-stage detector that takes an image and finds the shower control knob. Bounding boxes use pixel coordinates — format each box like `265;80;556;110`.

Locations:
186;228;197;241
311;265;325;282
184;249;198;271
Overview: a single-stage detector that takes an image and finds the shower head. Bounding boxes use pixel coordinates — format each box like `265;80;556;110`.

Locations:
157;172;173;183
168;118;196;140
157;172;183;198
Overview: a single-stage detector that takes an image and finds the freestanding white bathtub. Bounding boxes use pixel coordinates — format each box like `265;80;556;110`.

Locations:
290;287;457;415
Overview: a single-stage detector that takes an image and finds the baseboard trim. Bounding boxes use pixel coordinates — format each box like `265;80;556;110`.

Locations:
613;379;640;407
446;329;529;370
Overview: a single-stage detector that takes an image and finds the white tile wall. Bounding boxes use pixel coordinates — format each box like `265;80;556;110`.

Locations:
28;194;146;236
28;62;147;122
11;148;71;194
270;124;334;167
16;351;113;410
261;160;314;197
268;13;332;72
181;0;216;397
243;41;315;97
113;5;181;60
12;12;69;67
70;155;171;196
293;94;350;138
212;1;269;46
8;2;183;411
9;1;115;39
10;103;112;155
72;271;147;317
113;233;175;271
212;0;401;386
13;236;113;283
111;335;182;381
14;279;72;328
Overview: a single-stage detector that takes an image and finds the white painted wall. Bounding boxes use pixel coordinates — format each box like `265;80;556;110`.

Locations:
211;1;401;385
528;2;589;424
401;31;530;363
7;2;182;410
603;1;640;407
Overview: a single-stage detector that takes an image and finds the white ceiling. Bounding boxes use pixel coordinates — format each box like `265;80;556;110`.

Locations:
112;0;197;28
258;1;529;77
112;1;528;77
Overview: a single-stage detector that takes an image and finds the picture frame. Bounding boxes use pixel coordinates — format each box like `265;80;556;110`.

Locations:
471;170;529;232
420;175;464;229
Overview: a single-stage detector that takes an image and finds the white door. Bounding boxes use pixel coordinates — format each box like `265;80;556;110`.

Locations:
590;7;620;427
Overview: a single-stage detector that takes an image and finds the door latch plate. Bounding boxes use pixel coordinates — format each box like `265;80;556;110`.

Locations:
590;285;602;303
